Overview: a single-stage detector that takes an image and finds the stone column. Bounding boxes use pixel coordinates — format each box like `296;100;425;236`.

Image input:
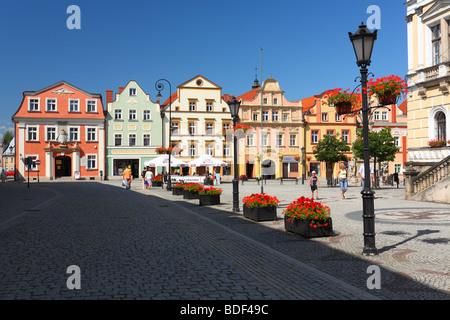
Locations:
404;162;419;199
45;151;53;180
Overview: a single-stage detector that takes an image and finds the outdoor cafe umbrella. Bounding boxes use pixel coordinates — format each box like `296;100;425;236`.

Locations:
143;154;187;167
187;154;228;167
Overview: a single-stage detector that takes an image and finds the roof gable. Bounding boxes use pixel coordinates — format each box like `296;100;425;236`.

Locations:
178;75;222;90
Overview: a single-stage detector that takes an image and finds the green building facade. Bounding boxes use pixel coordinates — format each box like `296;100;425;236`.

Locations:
105;81;163;179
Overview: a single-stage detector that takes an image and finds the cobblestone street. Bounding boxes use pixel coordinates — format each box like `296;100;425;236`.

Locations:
0;179;449;303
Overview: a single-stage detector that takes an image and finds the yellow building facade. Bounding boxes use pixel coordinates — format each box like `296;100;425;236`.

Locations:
405;0;450;165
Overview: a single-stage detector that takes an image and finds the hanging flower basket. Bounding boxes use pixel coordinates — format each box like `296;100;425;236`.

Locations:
335;101;354;115
325;88;361;115
368;75;407;106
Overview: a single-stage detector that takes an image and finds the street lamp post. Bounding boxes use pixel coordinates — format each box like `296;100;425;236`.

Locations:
227;96;241;212
349;22;378;256
301;146;306;184
156;79;172;191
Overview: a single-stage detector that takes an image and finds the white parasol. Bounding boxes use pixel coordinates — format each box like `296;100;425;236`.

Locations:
143;154;187;167
187;155;228;167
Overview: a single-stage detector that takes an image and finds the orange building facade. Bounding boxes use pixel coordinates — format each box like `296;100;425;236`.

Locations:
12;81;105;181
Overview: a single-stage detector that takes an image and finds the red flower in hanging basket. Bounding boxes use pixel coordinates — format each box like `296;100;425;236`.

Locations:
367;75;407;105
324;88;361;115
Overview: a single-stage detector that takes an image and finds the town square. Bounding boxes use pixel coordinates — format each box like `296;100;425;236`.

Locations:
0;0;449;312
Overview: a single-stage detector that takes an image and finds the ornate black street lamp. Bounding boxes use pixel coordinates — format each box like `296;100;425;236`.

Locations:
227;96;240;212
156;79;173;191
348;22;378;255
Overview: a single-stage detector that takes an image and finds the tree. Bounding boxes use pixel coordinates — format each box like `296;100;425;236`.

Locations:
2;130;13;147
313;133;351;178
352;127;399;186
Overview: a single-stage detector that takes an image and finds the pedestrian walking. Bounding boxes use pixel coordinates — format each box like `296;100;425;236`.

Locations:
359;164;375;191
141;167;147;190
123;165;132;190
1;170;6;185
145;168;153;189
337;162;348;199
308;171;321;200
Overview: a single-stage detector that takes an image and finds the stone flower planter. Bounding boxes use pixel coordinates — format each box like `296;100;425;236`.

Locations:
243;205;277;222
199;194;220;206
284;216;333;238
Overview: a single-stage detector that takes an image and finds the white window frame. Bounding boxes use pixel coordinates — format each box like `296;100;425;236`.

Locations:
253;113;258;121
373;111;380;121
129;109;137;121
223;144;230;156
129;88;137;96
143;133;151;146
273;98;278;105
322;113;328;121
247;134;254;146
28;98;40;112
381;111;388;121
46;98;57;112
45;125;57;142
86;127;97;142
86;99;97;113
262;111;269;122
272;111;279;122
262;134;268;146
289;134;296;146
69;99;80;112
115;109;122;120
342;130;349;143
143;110;151;121
171;122;179;135
206;102;213;112
311;130;319;144
114;133;122;146
189;122;196;135
335;113;341;122
129;133;136;146
206;123;213;135
189;101;196;112
86;154;97;170
68;126;80;142
394;136;401;150
190;144;196;157
206;144;214;156
283;114;288;122
276;134;283;146
26;125;39;142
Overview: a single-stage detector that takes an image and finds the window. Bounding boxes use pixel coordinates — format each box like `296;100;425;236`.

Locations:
394;136;401;150
274;98;278;105
143;110;151;121
189;122;196;135
432;24;441;65
436;111;447;140
27;126;38;141
253;113;258;121
322;113;328;121
263;98;268;104
206;101;213;112
143;134;151;146
129;88;137;96
373;111;380;121
283;114;288;122
129;110;137;121
29;98;40;111
129;134;136;146
342;130;349;143
206;144;214;156
223;144;230;156
46;127;56;141
381;111;388;121
262;134;268;146
69;99;79;112
276;134;283;146
87;100;97;113
86;127;97;141
247;134;254;146
327;130;334;136
262;111;269;121
115;109;122;120
394;163;402;174
171;122;179;135
206;123;213;135
223;123;230;131
87;154;97;170
69;127;79;141
311;130;319;144
115;134;122;146
46;99;57;112
289;134;296;146
272;111;279;122
335;113;341;122
189;101;196;112
190;144;196;157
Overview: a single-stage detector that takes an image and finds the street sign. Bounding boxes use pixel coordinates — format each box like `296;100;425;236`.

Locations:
35;160;41;165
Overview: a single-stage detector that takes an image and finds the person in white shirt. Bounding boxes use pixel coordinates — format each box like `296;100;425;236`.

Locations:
359;164;375;190
145;168;154;189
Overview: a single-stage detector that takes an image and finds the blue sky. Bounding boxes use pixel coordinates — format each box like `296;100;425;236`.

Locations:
0;0;407;139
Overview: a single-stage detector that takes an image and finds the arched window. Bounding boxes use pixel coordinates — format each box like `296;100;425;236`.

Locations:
435;111;446;140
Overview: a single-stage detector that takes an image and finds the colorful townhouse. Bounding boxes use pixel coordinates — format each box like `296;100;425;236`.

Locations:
301;90;358;178
237;76;304;179
12;81;105;181
2;137;15;174
160;75;234;179
105;81;163;179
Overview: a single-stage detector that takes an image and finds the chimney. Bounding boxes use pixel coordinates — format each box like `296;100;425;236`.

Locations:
105;90;113;104
118;87;125;94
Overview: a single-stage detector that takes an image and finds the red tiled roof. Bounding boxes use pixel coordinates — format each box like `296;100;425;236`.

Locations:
162;91;178;107
398;99;407;115
237;87;260;102
301;96;316;112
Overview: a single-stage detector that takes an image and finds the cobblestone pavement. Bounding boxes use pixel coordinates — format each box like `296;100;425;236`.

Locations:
0;178;449;302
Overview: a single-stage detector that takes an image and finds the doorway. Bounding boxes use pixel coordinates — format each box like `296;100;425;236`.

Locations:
55;156;71;177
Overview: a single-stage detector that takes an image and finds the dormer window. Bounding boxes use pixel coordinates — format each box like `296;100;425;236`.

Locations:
129;88;137;96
